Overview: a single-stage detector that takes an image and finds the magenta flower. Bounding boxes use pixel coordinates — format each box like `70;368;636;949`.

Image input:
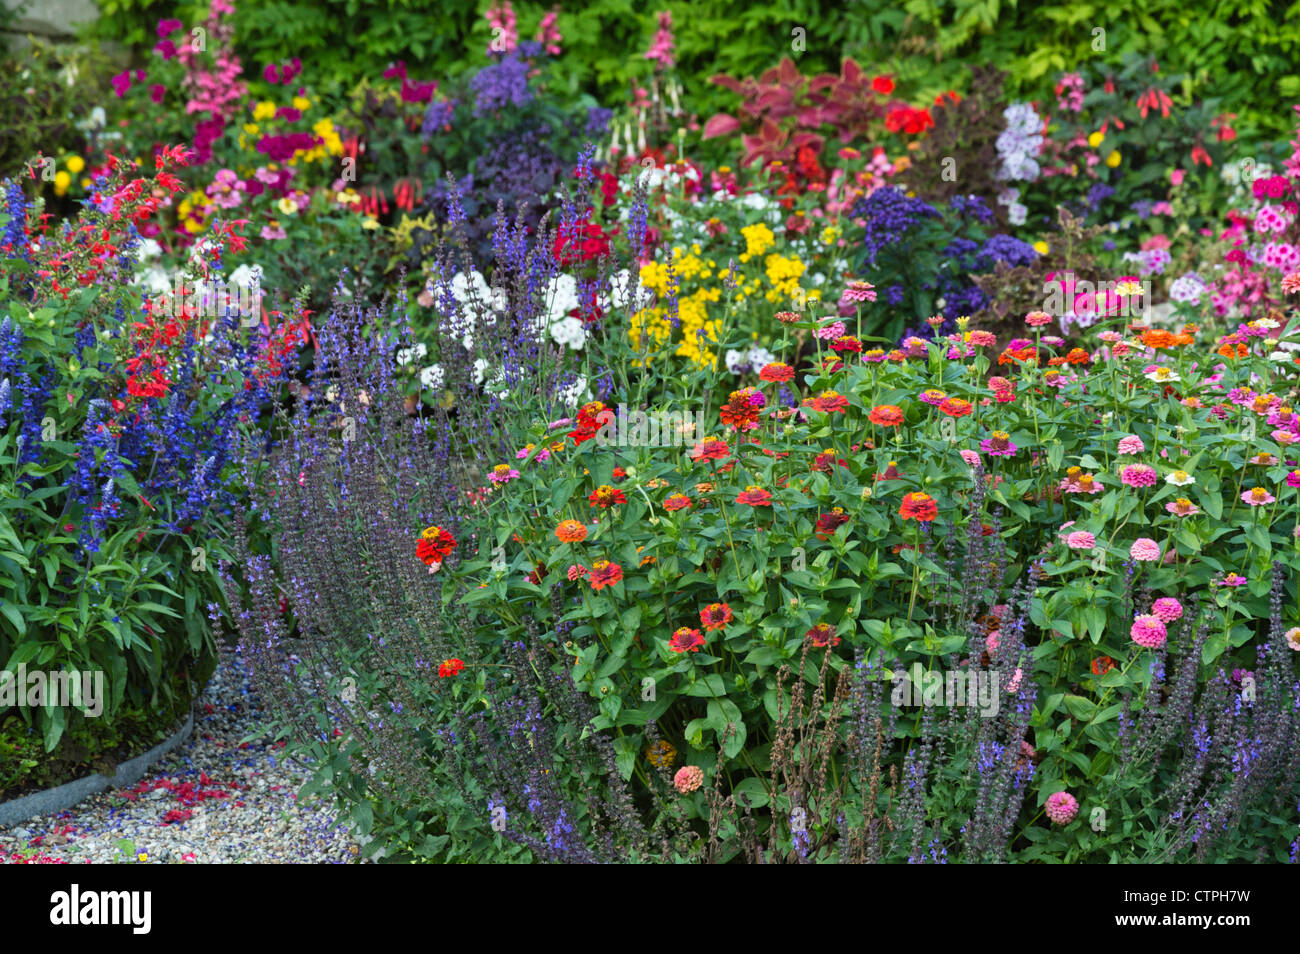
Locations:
980;431;1018;457
842;280;877;303
1131;614;1168;649
150;84;166;104
1045;791;1079;825
111;70;132;97
1151;597;1183;622
959;449;981;469
1129;537;1161;561
1121;464;1158;488
1215;573;1247;587
157;17;183;37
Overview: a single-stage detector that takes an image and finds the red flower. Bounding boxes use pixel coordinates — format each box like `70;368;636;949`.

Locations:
803;390;848;413
417;525;457;565
569;401;611;446
735;486;773;507
872;75;895;95
700;603;733;631
815;508;850;540
588;484;627;508
553;219;610;265
759;362;795;382
868;404;905;427
938;397;973;417
805;623;841;648
669;627;706;653
588;560;624;590
690;438;730;461
663;493;693;511
438;658;465;678
1091;656;1115;676
899;492;938;522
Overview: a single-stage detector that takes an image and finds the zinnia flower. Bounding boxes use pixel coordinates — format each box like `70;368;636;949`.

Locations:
736;486;773;507
690;437;730;461
805;390;848;413
646;739;677;769
815;508;850;539
588;560;624;590
1151;597;1183;622
1129;537;1161;561
663;493;692;511
1241;487;1275;506
899;492;938;522
843;280;877;303
668;627;706;653
938;397;973;417
1285;627;1300;651
417;525;457;566
805;622;841;648
1045;791;1079;825
1165;469;1195;486
1117;435;1146;455
1130;614;1168;649
1120;464;1158;488
980;431;1018;457
488;464;521;484
673;765;704;793
759;362;795;382
700;603;733;631
869;404;905;427
1166;497;1200;516
555;519;588;543
588;484;627;508
438;658;465;678
1065;531;1096;550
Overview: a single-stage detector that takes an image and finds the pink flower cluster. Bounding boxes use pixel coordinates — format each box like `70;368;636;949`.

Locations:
1045;791;1079;825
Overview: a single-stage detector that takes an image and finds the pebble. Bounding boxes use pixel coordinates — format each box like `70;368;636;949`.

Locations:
0;657;360;864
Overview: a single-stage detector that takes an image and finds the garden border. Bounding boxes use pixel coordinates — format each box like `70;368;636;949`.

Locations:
0;709;194;828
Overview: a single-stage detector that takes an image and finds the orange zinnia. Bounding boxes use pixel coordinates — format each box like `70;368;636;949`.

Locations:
555;519;588;543
700;603;733;631
868;404;905;427
588;560;623;590
736;486;773;507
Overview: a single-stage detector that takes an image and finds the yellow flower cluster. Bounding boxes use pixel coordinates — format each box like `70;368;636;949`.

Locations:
739;223;775;261
763;253;807;302
177;190;212;234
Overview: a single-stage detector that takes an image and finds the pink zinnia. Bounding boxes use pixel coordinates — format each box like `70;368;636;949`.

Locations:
843;280;877;303
959;449;982;469
1121;464;1158;487
1151;597;1183;622
1024;310;1053;327
1045;791;1079;825
816;320;847;340
673;765;704;793
1241;487;1275;506
1131;614;1168;649
1117;435;1145;455
1129;537;1161;561
1065;531;1096;550
1216;573;1248;587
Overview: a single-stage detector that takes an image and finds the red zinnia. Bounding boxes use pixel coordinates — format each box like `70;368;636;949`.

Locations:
588;484;627;508
899;492;938;522
1091;656;1115;676
805;623;841;648
417;525;457;565
690;437;731;461
938;397;973;417
759;362;795;382
663;493;693;511
804;390;848;413
700;603;733;631
869;404;905;427
588;560;624;590
735;486;773;507
669;627;707;653
438;658;465;678
815;508;850;540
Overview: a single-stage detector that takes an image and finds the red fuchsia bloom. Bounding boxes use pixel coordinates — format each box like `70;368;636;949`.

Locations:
417;525;457;566
588;560;624;590
1130;614;1168;649
759;362;795;382
1130;537;1161;561
1241;486;1276;506
938;397;973;417
736;486;773;507
1117;435;1146;455
805;622;841;648
843;280;877;303
588;484;627;508
566;564;589;581
1024;310;1053;327
869;404;905;427
805;390;848;413
1121;464;1158;488
673;765;704;793
1166;497;1201;516
488;463;521;484
1045;791;1079;825
669;627;706;653
700;603;733;631
815;508;850;539
663;493;692;511
438;658;465;678
980;431;1017;457
690;437;730;461
1151;598;1183;622
899;492;938;522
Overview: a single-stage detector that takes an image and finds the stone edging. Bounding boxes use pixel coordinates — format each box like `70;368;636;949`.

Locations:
0;710;194;828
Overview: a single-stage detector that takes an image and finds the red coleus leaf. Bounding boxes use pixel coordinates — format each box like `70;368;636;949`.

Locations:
702;113;742;139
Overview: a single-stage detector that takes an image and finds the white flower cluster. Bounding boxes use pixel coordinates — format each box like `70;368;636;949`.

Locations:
725;344;776;376
996;102;1044;183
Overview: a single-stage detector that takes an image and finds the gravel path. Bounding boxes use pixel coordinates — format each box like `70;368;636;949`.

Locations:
0;656;360;864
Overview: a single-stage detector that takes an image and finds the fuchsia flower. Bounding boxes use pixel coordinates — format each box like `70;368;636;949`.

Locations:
1131;615;1168;649
1045;791;1079;825
1121;464;1158;488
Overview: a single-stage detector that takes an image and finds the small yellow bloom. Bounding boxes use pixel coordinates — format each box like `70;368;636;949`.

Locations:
361;216;380;230
53;170;71;194
253;100;276;121
276;197;298;216
65;155;85;174
1087;131;1104;149
293;96;311;111
1105;150;1121;168
1033;240;1049;256
243;123;260;135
